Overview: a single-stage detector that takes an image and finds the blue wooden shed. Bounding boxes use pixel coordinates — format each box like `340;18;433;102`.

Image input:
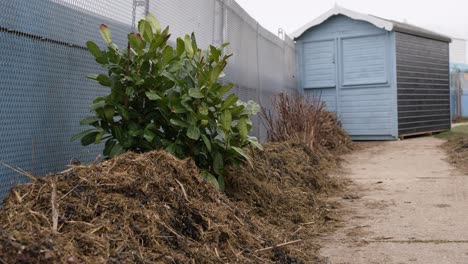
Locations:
293;6;452;140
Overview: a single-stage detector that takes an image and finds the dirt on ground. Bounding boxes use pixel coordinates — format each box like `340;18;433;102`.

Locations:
319;136;468;264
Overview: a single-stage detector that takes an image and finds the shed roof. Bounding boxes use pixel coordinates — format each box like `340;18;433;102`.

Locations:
292;6;451;43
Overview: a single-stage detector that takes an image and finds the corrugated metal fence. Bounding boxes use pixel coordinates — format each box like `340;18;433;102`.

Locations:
0;0;297;199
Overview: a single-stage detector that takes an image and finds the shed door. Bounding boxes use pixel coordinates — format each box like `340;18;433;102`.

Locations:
338;34;394;138
303;40;336;88
302;40;337;112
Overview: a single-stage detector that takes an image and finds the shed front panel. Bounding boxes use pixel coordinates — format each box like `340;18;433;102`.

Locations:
396;32;451;135
339;33;395;138
303;40;336;89
302;40;338;112
297;15;397;139
341;35;388;86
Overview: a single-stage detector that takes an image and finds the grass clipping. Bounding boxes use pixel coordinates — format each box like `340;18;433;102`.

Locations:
0;151;274;263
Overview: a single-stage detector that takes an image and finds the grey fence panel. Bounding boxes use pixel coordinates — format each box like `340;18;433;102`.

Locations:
0;0;296;200
148;0;217;48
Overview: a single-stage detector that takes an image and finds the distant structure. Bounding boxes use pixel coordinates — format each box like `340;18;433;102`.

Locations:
450;38;467;64
449;38;468;119
293;6;452;140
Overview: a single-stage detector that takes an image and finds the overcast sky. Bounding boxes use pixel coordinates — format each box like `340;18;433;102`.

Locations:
234;0;468;40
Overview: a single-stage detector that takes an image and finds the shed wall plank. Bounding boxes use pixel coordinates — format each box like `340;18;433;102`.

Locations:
396;32;451;135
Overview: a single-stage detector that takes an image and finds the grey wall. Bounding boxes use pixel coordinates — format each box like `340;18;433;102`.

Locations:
296;15;398;140
396;32;451;135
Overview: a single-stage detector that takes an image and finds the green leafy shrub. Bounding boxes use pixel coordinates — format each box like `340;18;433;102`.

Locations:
72;14;262;190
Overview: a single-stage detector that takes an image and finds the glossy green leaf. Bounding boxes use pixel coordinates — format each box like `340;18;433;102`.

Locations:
103;107;114;122
176;38;185;56
145;91;161;100
187;125;200;140
221;94;238;110
70;129;97;142
217;173;226;192
188;88;204;99
80;116;101;126
128;123;143;137
94;132;105;144
165;143;177;154
237;117;248;141
81;132;99;146
96;74;111;87
89;101;106;111
209;45;221;62
96;56;109;65
210;64;224;82
86;41;102;59
162;46;174;66
220;110;232;131
183;35;194;58
213;152;224;175
144;127;156;143
216;126;227;141
108;142;125;157
247;136;263;150
87;74;99;81
138;20;153;42
128;33;143;53
201;134;212;152
218;84;234;96
201;171;220;190
170;118;188;128
231;147;252;167
146;13;161;34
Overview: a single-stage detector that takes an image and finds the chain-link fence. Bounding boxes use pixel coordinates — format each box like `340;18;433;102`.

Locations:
0;0;296;199
451;68;468;119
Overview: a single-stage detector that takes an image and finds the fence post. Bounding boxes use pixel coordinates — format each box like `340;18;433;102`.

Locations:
255;22;262;138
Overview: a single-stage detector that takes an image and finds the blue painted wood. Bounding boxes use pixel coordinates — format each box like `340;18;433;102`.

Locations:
296;15;398;140
303;40;336;88
341;35;388;86
304;88;337;112
300;15;384;41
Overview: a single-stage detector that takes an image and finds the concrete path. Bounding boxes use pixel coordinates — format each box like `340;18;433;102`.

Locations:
320;137;468;264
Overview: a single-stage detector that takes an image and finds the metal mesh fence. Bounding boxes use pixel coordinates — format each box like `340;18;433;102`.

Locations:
0;0;296;200
451;68;468;118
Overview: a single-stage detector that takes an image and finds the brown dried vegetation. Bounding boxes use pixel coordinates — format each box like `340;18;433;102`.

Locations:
0;94;353;263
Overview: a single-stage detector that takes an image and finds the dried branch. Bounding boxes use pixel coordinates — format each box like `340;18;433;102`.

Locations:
253;239;302;254
51;179;59;233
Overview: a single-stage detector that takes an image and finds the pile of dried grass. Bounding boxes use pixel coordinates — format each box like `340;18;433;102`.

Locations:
261;93;353;155
0;151;298;263
442;136;468;169
226;141;349;262
0;94;354;263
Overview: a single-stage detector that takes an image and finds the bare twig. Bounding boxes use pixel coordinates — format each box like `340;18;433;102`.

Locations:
214;247;220;259
253;239;302;254
0;161;36;181
161;222;184;239
51;179;59;233
12;189;22;203
175;179;189;202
